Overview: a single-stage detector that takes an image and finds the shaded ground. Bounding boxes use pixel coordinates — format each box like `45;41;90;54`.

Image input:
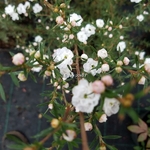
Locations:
0;50;150;150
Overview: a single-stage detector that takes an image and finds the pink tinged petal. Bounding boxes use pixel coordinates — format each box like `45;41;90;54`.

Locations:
138;132;148;142
138;119;148;131
127;125;145;134
146;138;150;148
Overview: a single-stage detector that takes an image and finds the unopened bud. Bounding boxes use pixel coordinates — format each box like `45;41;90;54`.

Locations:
45;70;51;76
51;118;59;128
23;147;36;150
18;72;27;81
117;60;123;66
53;7;59;12
84;122;93;131
50;63;55;70
115;67;122;73
60;3;66;8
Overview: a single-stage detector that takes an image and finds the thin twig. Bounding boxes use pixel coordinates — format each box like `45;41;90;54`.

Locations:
79;112;90;150
74;44;89;150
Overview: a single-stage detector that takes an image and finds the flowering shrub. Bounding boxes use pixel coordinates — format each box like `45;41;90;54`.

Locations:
0;0;150;149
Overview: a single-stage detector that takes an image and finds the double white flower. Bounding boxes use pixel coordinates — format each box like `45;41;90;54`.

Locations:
72;79;100;113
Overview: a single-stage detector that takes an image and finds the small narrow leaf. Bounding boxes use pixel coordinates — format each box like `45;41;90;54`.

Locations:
106;144;118;150
0;83;6;101
102;135;121;139
10;72;19;87
128;125;145;134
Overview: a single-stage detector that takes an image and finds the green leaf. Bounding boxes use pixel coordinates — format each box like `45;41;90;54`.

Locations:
32;127;53;139
106;144;118;150
0;83;6;101
9;51;15;57
126;108;139;123
133;146;142;150
10;72;19;87
7;144;25;150
102;135;121;139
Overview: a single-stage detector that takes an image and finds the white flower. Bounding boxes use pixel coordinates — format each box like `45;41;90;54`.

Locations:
84;24;96;37
117;41;126;52
69;13;83;26
77;31;88;43
136;14;144;22
17;3;26;14
24;1;30;9
72;79;100;113
83;58;99;76
52;47;74;68
59;66;74;80
81;54;88;60
144;58;150;64
143;11;149;15
11;12;19;21
97;48;108;59
31;61;42;72
96;19;105;28
5;5;15;15
130;0;142;3
99;114;107;123
33;3;43;14
103;97;120;117
35;35;43;43
138;51;145;60
62;130;76;142
138;76;146;85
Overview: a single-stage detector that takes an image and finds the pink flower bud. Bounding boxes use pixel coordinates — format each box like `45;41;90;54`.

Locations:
99;114;107;123
123;57;130;65
56;16;64;25
92;80;105;94
12;53;25;65
101;64;110;72
101;75;113;86
84;122;93;131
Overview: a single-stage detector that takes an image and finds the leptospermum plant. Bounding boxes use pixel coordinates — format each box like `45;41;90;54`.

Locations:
1;0;150;150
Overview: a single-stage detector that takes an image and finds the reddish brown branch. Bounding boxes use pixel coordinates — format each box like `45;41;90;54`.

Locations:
74;45;89;150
